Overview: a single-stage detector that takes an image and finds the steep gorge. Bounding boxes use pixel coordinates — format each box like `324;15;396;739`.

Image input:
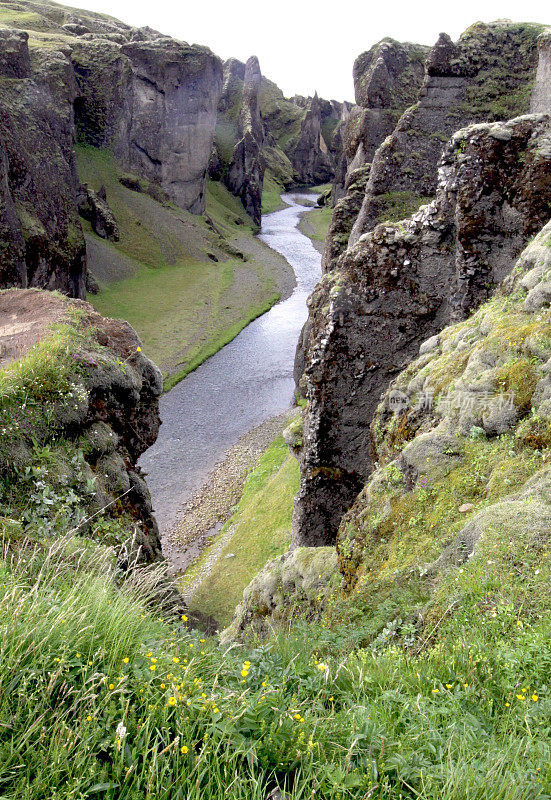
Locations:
0;0;343;301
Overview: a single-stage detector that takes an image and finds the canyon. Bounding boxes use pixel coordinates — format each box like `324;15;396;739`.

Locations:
0;5;551;795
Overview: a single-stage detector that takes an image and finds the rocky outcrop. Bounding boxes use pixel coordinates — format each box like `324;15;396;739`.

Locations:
290;93;334;185
324;39;428;270
531;29;551;113
0;288;163;561
0;29;87;297
221;546;339;643
225;212;551;644
72;36;222;214
293;114;551;547
321;163;371;272
350;22;545;243
224;56;264;226
77;184;119;241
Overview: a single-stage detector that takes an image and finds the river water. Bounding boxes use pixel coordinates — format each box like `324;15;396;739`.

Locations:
140;193;322;532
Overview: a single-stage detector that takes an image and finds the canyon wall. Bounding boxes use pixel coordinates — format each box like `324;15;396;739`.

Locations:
0;28;86;297
293;21;550;548
0;0;223;295
294;113;551;547
324;38;429;271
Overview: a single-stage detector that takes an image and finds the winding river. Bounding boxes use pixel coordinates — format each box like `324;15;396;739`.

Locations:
140;193;322;532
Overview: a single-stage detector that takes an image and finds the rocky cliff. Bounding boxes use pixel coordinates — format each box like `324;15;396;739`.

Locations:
0;288;163;561
294;113;551;548
289;93;334;185
323;38;429;270
211;56;265;225
292;21;551;550
0;27;86;297
72;34;222;214
225;208;551;643
0;0;223;295
531;29;551;113
350;22;545;243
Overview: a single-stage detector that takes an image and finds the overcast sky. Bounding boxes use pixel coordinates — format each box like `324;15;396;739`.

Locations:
70;0;550;101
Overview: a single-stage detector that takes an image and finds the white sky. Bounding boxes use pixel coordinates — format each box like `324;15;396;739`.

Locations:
69;0;550;101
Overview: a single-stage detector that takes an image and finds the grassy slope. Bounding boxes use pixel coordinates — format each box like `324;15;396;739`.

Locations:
261;172;288;214
1;302;550;798
297;189;333;252
183;436;299;627
0;521;549;799
76;147;288;389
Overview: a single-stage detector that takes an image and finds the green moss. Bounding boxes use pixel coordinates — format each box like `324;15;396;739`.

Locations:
374;190;433;224
494;359;538;413
261;171;287;214
339;436;547;595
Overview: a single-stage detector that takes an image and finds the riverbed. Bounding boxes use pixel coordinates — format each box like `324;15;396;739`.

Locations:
140;193;322;535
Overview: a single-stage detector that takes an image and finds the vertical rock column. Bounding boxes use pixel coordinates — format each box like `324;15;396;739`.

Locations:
226;56;265;226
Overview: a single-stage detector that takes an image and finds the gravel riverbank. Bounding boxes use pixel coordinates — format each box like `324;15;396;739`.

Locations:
162;408;298;575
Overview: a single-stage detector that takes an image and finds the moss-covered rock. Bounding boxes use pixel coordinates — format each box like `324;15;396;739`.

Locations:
0;288;163;561
294;114;551;548
351;22;546;241
220;546;339;643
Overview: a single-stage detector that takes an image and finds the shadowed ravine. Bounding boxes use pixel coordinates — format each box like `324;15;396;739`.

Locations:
140;193;321;535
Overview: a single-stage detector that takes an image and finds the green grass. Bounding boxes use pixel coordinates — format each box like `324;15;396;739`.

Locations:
0;533;549;799
301;204;332;243
185;435;300;626
261;171;288;214
76;146;288;388
374;190;433;224
162;293;280;391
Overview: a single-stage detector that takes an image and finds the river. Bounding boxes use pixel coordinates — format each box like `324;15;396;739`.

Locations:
140;192;322;533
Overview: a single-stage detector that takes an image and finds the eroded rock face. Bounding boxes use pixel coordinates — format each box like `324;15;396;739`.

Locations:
324;39;429;270
290;93;334;185
293;114;551;547
0;288;163;561
225;56;264;226
350;22;544;242
0;31;87;297
73;36;223;214
531;30;551;113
